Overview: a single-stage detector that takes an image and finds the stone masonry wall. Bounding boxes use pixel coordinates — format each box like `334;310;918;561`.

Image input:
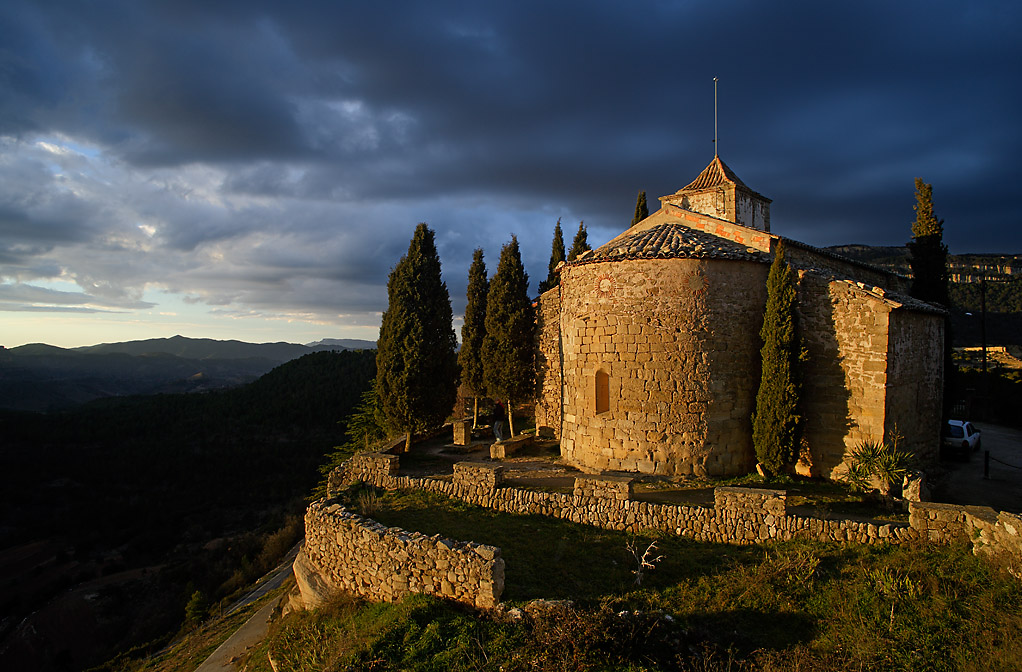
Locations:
798;275;892;478
885;309;943;463
557;257;767;477
297;497;504;610
534;285;562;439
910;501;1022;568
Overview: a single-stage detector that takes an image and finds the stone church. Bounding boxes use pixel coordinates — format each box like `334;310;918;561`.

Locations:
535;156;944;479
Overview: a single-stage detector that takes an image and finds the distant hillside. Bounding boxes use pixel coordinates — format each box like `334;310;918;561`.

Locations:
827;244;1022;347
0;335;376;412
826;244;911;273
306;337;377;349
828;244;1022;285
73;334;373;360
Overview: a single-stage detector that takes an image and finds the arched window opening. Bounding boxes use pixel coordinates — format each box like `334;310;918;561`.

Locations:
595;369;610;414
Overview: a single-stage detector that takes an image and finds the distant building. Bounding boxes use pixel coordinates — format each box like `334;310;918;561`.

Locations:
536;156;944;478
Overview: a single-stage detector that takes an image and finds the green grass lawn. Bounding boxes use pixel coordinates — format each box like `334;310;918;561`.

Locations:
250;487;1021;671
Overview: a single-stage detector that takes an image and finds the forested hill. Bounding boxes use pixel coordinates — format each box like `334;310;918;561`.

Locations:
0;349;376;672
0;335;377;412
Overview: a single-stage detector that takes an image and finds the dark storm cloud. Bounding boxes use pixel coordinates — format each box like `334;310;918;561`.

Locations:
1;0;1020;337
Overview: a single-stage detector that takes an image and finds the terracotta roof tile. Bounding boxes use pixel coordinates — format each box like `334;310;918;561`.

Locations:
578;222;766;264
677;155;750;192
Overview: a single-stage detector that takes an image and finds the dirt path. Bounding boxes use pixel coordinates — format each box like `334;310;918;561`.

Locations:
931;422;1022;513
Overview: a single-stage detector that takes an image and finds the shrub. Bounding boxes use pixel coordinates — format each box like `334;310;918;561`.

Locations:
844;433;913;498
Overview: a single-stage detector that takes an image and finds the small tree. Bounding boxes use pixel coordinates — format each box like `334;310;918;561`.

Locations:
482;236;536;436
184;590;208;626
752;240;806;474
458;249;489;428
537;219;565;294
345;385;388;451
567;221;591;261
631;191;648;227
376;223;459;452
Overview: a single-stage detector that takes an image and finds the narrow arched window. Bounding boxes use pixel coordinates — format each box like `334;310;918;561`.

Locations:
595;369;610;414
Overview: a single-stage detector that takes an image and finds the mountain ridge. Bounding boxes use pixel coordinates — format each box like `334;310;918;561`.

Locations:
0;335;377;412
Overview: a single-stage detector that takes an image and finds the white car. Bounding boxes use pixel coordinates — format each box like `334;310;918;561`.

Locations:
943;420;981;456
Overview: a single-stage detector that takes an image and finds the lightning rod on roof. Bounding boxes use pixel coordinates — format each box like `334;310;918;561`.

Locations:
713;77;719;157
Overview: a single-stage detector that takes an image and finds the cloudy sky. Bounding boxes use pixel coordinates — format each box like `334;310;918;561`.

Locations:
2;1;1020;348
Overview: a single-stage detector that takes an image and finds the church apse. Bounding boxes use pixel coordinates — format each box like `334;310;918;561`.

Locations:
556;257;765;477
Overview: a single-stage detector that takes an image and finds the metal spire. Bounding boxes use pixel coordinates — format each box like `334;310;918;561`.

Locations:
713;77;719;157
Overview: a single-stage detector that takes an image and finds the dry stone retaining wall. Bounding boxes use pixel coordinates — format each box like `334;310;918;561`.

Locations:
909;500;1022;565
301;454;1019;612
335;454;914;546
297;498;504;610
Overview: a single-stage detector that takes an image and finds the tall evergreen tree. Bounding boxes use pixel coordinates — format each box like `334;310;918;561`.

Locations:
631;191;648;227
537;218;566;294
752;241;806;475
567;221;591;261
907;178;950;306
482;236;536;436
376;223;459;451
907;178;954;419
458;249;489;428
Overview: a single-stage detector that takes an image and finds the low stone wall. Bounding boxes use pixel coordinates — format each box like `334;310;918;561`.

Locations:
336;453;913;546
296;498;504;610
910;501;1022;566
715;486;786;517
972;510;1022;566
574;473;633;501
454;462;505;498
328;452;399;496
303;454;1019;612
908;501;974;544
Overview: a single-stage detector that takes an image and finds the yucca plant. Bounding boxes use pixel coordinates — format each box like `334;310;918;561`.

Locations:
845;431;914;501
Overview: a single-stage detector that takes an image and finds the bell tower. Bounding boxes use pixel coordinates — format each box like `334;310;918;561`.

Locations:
658;156;771;232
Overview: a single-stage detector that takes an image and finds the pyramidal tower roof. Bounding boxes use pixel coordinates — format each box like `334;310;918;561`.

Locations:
658;155;771;231
676;155;752;193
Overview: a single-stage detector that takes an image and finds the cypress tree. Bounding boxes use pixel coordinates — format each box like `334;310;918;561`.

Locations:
631;191;648;227
458;249;489;428
907;178;954;419
907;178;950;306
567;221;591;261
752;240;806;475
537;218;566;294
376;223;459;451
482;236;536;436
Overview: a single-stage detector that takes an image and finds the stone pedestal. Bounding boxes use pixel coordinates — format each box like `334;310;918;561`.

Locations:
453;420;471;446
